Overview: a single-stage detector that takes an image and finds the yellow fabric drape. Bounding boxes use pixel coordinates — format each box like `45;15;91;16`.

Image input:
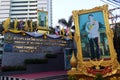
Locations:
30;21;33;32
69;29;73;39
3;17;10;31
14;18;18;30
60;28;64;36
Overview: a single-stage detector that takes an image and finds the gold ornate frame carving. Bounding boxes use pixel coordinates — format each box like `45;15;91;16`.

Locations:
71;5;120;77
37;10;48;28
37;10;49;34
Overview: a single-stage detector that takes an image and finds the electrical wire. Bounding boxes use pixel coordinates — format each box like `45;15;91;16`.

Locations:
107;0;120;6
100;0;118;7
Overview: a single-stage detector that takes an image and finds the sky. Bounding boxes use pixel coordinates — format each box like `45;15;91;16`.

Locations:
0;0;117;26
52;0;115;27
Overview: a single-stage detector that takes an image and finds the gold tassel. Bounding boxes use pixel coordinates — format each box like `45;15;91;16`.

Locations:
14;17;18;30
44;33;47;39
30;21;33;32
3;17;10;31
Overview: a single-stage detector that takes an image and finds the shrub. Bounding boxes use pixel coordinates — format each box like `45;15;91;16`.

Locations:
1;66;26;72
68;75;77;80
45;54;57;58
24;58;48;64
94;73;104;80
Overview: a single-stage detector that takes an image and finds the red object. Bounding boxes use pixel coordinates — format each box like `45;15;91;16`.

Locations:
9;71;67;79
87;66;112;75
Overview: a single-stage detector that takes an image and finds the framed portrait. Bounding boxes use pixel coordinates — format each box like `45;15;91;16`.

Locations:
72;5;119;68
37;10;48;27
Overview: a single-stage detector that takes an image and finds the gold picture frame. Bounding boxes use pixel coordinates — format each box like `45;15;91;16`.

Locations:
37;10;48;28
71;5;119;77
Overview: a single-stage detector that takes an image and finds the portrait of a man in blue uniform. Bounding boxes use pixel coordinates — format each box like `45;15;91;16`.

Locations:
79;11;110;61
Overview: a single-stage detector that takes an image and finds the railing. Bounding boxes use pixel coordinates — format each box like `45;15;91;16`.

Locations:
0;76;32;80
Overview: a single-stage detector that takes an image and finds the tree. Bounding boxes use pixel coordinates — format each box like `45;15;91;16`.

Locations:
58;15;75;36
32;21;37;31
58;15;73;28
58;16;76;54
0;23;4;34
113;23;120;63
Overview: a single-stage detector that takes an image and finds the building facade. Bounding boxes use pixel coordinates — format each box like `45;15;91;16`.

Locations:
0;0;52;27
0;0;10;24
37;0;52;27
10;0;38;21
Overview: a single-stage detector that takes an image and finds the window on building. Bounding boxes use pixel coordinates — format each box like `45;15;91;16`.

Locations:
29;13;37;15
29;9;37;11
29;17;37;19
29;5;37;7
11;9;28;11
30;1;37;3
12;1;28;4
11;13;27;15
11;5;28;7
